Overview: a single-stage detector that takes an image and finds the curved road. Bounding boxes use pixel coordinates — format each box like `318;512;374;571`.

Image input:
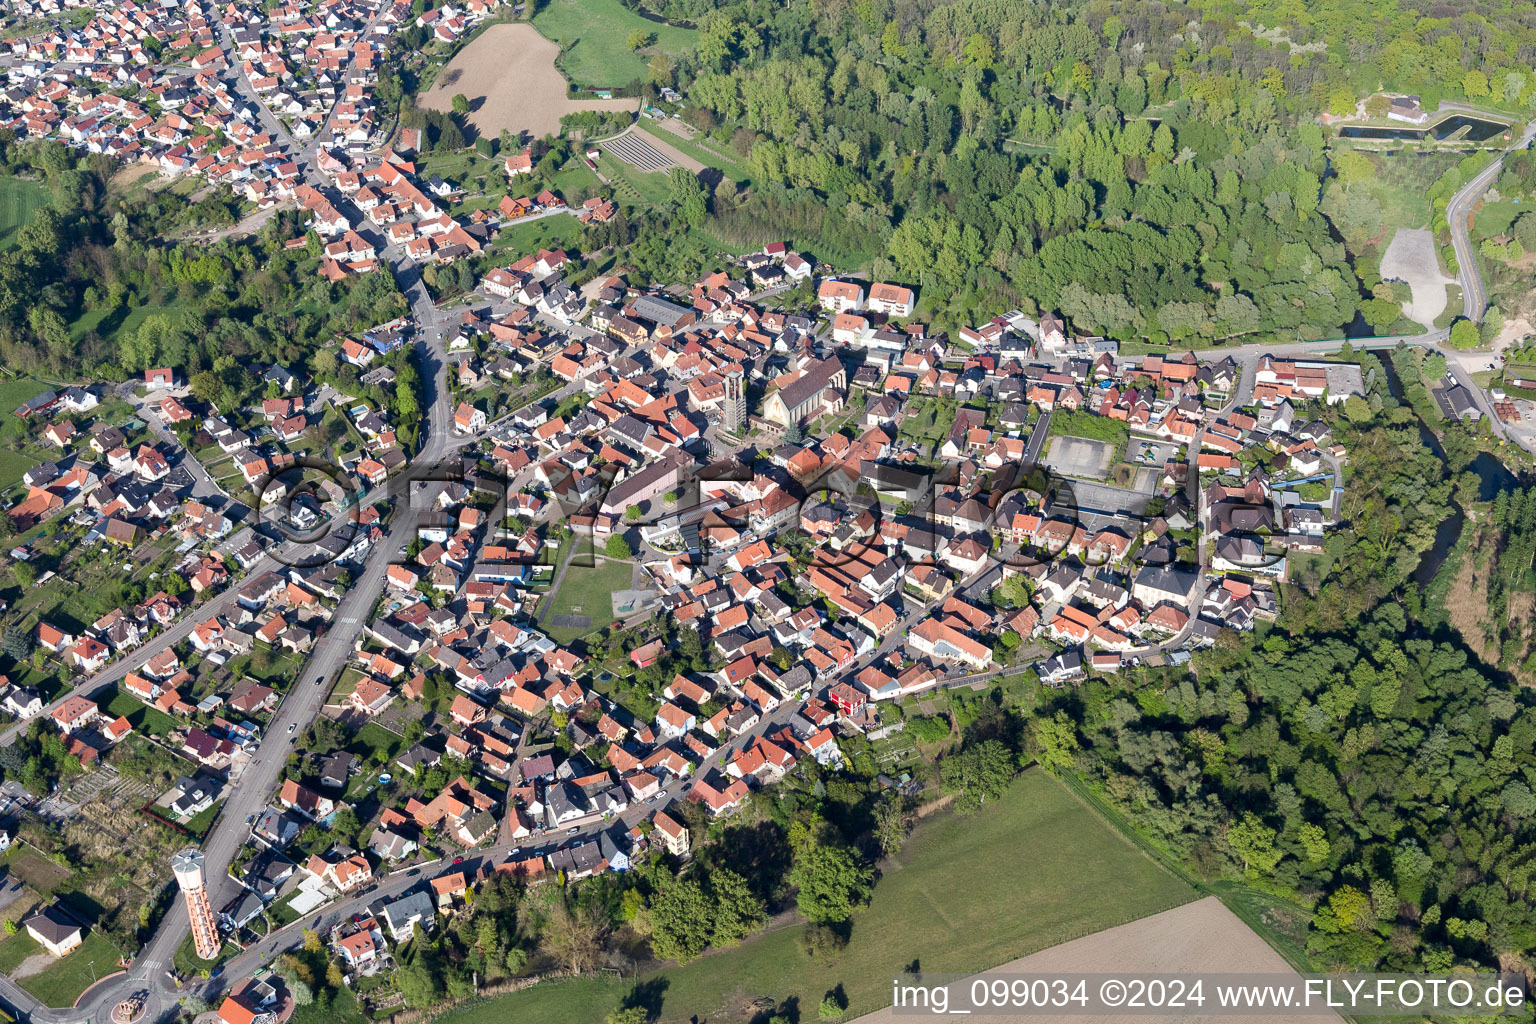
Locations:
1446;119;1536;323
3;107;1532;1024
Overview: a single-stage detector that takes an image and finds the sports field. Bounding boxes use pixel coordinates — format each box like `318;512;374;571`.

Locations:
539;553;633;643
0;178;48;250
532;0;695;88
434;771;1194;1023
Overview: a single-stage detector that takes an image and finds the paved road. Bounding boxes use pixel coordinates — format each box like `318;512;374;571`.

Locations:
0;21;459;1024
10;97;1532;1024
1446;120;1536;323
0;545;297;748
121;385;230;503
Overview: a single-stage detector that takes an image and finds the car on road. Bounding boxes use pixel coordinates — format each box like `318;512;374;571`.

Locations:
287;723;297;734
453;856;463;865
566;827;579;835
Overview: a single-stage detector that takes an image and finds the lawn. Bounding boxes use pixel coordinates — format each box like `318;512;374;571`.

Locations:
0;928;39;974
540;552;632;643
101;686;178;737
532;0;695;88
490;214;587;260
895;398;956;446
436;771;1195;1024
346;720;405;763
173;929;235;977
182;801;222;839
290;982;367;1024
547;158;603;199
20;929;122;1007
1471;198;1522;240
0;177;49;251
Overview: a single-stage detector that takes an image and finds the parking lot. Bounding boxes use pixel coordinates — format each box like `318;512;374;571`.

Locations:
1129;439;1181;466
1044;436;1115;480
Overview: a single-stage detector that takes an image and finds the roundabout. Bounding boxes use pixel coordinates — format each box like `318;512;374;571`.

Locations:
109;993;146;1024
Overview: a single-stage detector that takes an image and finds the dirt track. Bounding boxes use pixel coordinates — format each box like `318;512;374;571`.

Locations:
418;24;638;138
852;896;1340;1024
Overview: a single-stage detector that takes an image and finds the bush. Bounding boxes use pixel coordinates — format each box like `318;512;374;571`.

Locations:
906;715;951;744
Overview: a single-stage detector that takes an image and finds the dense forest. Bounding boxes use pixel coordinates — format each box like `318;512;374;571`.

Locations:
593;0;1536;336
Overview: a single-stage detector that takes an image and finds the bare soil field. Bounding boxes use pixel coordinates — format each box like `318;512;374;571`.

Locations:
418;24;639;139
853;896;1340;1024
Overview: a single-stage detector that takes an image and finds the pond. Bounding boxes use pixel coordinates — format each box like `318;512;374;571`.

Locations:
1412;452;1522;584
1338;115;1511;143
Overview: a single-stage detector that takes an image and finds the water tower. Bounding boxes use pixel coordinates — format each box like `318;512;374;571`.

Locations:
171;848;221;961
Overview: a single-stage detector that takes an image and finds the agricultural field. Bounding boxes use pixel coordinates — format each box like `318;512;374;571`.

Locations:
856;896;1315;1024
635;118;753;184
434;771;1194;1023
0;177;49;251
532;0;695;88
595;153;671;206
417;24;638;138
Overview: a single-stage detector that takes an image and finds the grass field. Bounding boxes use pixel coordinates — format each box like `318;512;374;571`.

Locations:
490;214;587;259
101;686;178;737
548;158;603;199
0;449;40;494
533;0;695;88
0;377;61;419
1472;198;1522;239
0;928;39;974
436;771;1194;1024
540;554;633;643
20;929;122;1007
0;178;49;251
